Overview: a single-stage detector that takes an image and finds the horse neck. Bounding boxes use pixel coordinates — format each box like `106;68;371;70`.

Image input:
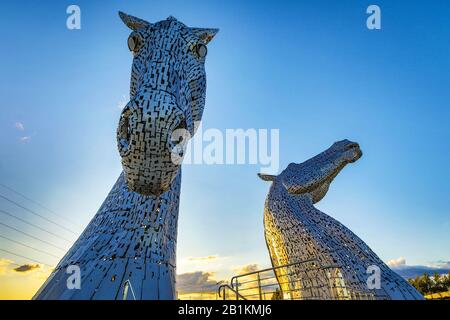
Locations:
70;170;182;267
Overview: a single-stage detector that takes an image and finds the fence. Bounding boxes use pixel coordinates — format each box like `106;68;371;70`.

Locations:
218;259;375;300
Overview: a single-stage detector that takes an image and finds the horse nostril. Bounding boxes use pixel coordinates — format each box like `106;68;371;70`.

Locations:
173;118;187;142
117;106;132;156
174;118;187;131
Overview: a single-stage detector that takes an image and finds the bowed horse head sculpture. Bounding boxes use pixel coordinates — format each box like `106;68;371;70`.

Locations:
33;13;218;300
259;139;362;202
117;12;218;195
259;139;423;299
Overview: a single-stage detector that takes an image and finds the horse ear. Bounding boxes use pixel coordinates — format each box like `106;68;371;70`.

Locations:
258;173;277;182
119;11;151;31
191;28;219;44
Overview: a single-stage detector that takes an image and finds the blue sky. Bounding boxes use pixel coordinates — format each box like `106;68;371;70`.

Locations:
0;0;449;296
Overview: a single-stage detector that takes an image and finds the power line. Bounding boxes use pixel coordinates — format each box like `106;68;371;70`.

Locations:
0;209;74;243
0;221;67;252
0;183;83;229
0;193;78;235
0;235;61;259
0;248;52;267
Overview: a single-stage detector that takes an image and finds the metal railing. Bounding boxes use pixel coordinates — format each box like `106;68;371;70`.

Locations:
218;259;375;300
122;279;137;300
218;284;247;300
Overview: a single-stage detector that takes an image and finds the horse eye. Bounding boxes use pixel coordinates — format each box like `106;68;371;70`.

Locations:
127;32;142;53
195;43;207;58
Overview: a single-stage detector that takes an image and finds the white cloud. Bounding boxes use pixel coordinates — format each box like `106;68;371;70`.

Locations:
387;257;450;279
0;258;14;275
19;136;32;142
0;259;48;277
387;257;406;268
177;271;221;294
433;261;450;269
187;254;220;262
15;122;25;131
13;122;34;142
232;263;260;275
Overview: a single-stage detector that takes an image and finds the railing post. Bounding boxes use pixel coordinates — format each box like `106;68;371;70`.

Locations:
122;281;129;300
257;273;262;300
122;280;136;300
234;278;239;300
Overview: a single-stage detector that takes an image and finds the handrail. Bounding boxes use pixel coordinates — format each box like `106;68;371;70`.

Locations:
122;279;137;300
218;258;374;300
230;258;320;285
218;284;247;300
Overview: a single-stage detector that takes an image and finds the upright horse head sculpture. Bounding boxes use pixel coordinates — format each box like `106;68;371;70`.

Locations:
33;13;217;300
117;12;218;195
